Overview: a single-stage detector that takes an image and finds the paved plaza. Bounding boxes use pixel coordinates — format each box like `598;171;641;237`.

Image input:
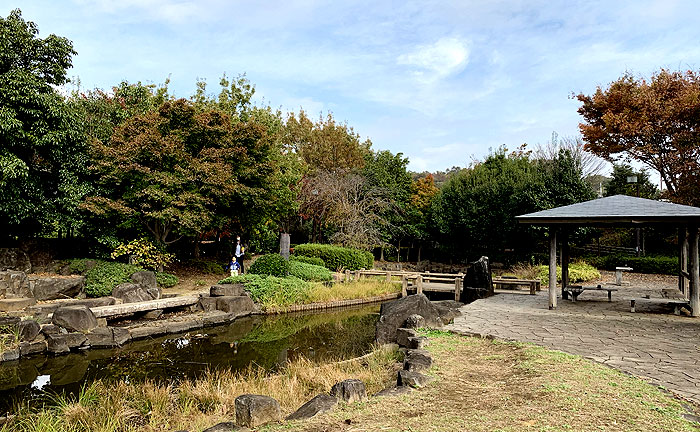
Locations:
446;273;700;405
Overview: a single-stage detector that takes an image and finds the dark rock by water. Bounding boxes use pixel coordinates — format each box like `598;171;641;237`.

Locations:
52;305;98;332
403;314;425;329
395;328;417;347
460;256;493;303
112;283;153;303
210;284;246;297
374;385;413;397
403;349;433;372
30;276;85;301
375;294;443;344
286;393;337;420
234;394;282;428
17;320;40;342
330;379;367;403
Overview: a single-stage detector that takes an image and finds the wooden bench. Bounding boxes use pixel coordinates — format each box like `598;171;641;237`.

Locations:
564;284;618;302
492;277;540;295
630;298;690;315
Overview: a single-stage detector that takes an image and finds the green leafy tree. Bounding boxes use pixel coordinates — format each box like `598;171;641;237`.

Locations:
605;164;659;199
0;9;88;239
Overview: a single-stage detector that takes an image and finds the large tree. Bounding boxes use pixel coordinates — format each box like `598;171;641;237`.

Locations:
0;9;87;239
577;69;700;206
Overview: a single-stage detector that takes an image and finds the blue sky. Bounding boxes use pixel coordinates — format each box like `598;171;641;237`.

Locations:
7;0;700;172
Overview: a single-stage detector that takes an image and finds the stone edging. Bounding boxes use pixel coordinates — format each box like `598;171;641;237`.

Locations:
263;292;401;314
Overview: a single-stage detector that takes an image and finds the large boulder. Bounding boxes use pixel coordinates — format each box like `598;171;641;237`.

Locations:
330;379;367;404
29;276;85;301
216;296;255;314
130;271;161;299
0;248;31;273
0;270;31;298
286;393;337;420
432;300;463;324
210;284;246;297
52;305;98;332
46;332;88;354
112;283;152;303
403;349;433;373
17;319;41;342
375;294;443;344
460;256;493;303
234;394;282;428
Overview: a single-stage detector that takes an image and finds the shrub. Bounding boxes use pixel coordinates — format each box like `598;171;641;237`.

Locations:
110;238;174;270
290;255;326;267
184;259;226;274
249;254;290;277
156;272;179;288
583;254;676;275
218;274;310;309
293;244;373;271
538;261;601;285
70;259;145;297
288;261;333;282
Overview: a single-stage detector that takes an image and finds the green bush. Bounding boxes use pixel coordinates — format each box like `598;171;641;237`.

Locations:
293;244;373;271
249;254;290;277
288;260;333;282
69;259;144;297
218;274;310;309
290;255;326;267
156;272;179;288
538;261;601;285
185;259;226;274
583;254;676;275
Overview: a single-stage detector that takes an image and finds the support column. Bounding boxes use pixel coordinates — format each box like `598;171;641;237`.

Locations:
691;227;699;317
562;230;570;300
549;227;557;310
679;227;688;294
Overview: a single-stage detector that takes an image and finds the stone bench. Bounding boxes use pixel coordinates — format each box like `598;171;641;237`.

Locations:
614;266;633;285
492;277;540;295
565;284;618;302
630;298;690;315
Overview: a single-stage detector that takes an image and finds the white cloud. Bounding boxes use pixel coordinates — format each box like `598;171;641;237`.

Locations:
397;37;470;82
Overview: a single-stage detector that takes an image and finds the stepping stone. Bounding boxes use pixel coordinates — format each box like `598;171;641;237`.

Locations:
330;379;367;403
235;394;281;428
286;393;337;420
0;297;36;312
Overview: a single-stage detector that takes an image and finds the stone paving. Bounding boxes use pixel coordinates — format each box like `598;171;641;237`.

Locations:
446;282;700;405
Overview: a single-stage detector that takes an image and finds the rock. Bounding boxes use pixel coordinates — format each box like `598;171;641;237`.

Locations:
216;296;255;314
131;271;157;291
203;422;240;432
86;327;116;348
198;297;218;312
29;276;85;301
403;349;433;373
407;336;428;349
17;320;41;342
375;294;443;344
0;248;31;273
111;283;152;303
432;300;463;325
52;305;98;332
40;324;63;336
404;314;425;329
396;328;417;348
129;325;167;340
19;340;47;356
397;370;434;388
112;327;131;345
373;386;413;397
286;393;337;420
0;297;36;312
0;270;31;298
330;379;367;404
143;309;163;320
0;316;20;327
460;256;493;303
210;284;246;297
0;349;19;361
146;287;161;300
28;297;116;315
234;394;282;428
46;333;87;354
166;319;202;334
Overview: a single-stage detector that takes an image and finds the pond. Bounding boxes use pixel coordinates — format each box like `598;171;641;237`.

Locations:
0;304;381;414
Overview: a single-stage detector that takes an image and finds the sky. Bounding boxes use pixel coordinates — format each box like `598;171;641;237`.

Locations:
7;0;700;173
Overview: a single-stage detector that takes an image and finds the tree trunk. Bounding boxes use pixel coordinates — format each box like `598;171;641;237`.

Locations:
397;240;401;263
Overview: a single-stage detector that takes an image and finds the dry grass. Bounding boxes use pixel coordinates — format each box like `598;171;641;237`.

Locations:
2;345;398;432
278;331;699;432
307;280;401;303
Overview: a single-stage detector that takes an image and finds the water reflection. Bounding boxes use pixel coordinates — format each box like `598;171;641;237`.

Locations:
0;305;380;413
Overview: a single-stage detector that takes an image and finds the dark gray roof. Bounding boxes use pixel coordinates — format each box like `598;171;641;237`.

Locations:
517;195;700;226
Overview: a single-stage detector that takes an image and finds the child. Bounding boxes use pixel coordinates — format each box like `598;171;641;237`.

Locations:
228;256;241;277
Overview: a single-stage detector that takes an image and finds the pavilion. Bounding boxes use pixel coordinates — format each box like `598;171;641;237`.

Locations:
516;195;700;316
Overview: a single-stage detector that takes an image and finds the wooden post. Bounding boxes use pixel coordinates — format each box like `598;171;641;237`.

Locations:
417;275;423;295
386;271;392;283
549;228;557;310
401;275;408;297
691;227;699;317
345;269;351;283
454;277;461;301
562;230;569;300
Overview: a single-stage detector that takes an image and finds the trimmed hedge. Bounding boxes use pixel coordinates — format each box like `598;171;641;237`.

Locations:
218;274;311;308
288;260;333;282
290;255;326;267
583;254;676;275
156;272;179;288
249;254;290;277
538;261;601;285
293;243;374;271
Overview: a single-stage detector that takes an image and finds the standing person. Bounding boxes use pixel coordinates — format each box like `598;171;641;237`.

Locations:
234;236;245;274
227;256;241;277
